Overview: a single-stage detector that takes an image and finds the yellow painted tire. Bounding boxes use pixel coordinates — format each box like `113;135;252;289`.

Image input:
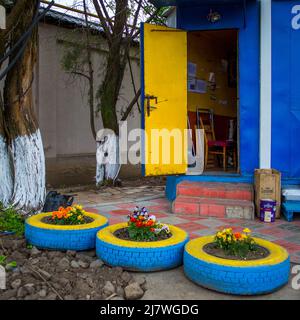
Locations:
184;236;290;295
25;212;108;251
96;222;189;271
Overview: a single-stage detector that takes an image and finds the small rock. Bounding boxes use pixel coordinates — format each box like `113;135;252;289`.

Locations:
66;250;76;257
89;259;104;269
24;283;35;295
86;294;91;300
70;260;80;269
124;282;144;300
58;277;70;286
30;247;41;256
121;271;132;284
78;273;88;280
39;269;52;280
132;275;146;287
57;257;70;270
80;250;96;257
46;293;57;300
116;286;124;297
37;289;47;297
76;253;93;263
17;287;27;298
78;260;89;269
64;295;75;300
103;281;115;296
30;258;40;265
11;279;22;289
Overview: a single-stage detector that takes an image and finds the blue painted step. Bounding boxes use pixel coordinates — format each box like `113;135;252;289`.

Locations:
282;201;300;222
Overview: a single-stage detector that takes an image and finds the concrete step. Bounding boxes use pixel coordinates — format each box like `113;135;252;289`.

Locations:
172;196;255;220
176;181;253;201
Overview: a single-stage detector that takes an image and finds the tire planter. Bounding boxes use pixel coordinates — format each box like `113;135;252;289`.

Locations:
25;212;108;251
96;222;189;272
184;236;290;295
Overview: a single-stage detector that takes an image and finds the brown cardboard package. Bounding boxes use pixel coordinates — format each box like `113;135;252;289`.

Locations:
254;169;281;218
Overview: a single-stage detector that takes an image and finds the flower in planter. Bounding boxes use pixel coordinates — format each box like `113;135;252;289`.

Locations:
214;227;258;258
127;207;170;241
51;205;87;225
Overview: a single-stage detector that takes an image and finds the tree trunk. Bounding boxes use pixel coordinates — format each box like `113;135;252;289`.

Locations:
3;0;45;213
95;0;128;185
0;102;13;206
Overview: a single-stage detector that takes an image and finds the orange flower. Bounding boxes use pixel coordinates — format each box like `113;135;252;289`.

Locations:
234;232;242;239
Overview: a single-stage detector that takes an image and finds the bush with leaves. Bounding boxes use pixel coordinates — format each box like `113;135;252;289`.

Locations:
0;202;25;236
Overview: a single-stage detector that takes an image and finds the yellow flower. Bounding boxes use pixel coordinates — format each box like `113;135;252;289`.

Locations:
78;215;82;220
243;228;251;233
225;228;232;234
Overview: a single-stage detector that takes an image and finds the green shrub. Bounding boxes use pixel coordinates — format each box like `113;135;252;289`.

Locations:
0;202;25;236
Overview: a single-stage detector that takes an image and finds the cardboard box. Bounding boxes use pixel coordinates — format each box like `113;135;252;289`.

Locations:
254;169;281;218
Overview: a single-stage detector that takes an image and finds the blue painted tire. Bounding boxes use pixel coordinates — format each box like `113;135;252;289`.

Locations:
96;223;189;272
184;236;290;295
25;212;108;251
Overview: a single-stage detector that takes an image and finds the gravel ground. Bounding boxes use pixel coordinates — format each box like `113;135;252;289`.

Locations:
0;235;146;300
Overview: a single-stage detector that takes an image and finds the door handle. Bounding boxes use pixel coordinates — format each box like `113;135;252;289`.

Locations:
145;94;158;117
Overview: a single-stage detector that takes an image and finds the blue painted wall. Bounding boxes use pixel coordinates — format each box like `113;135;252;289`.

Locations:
272;1;300;180
177;1;260;176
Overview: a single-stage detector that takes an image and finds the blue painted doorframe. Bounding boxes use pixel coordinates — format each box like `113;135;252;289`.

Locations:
176;0;260;177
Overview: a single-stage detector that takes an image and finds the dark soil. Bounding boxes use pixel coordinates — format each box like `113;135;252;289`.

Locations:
114;228;172;242
41;216;94;226
203;242;270;261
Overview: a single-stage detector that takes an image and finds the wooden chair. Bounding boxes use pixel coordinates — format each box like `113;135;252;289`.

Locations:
198;110;236;171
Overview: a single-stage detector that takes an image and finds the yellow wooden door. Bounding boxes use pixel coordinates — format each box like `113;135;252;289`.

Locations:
142;23;187;176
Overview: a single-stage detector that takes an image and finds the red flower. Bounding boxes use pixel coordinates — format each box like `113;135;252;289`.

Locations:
150;228;155;232
136;221;143;227
130;217;136;223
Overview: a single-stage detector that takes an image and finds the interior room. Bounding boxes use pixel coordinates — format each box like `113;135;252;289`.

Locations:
187;29;239;173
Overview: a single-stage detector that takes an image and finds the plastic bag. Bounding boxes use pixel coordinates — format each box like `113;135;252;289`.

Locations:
42;191;75;213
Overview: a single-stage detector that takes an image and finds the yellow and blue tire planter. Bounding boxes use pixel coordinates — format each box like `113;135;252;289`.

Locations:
96;222;189;271
25;212;108;251
184;236;290;295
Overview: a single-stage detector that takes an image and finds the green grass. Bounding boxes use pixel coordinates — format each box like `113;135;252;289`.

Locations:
0;202;25;236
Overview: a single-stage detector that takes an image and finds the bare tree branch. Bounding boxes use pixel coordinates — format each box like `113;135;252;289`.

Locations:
98;0;114;30
92;0;113;45
121;88;141;121
70;71;90;80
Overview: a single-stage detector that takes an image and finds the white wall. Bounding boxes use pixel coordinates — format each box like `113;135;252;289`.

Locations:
38;23;141;158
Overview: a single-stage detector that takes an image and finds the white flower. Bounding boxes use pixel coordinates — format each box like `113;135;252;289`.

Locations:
149;215;156;221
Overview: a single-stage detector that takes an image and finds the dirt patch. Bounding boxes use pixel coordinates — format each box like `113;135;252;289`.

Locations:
0;235;146;300
41;216;93;225
203;242;270;261
114;227;172;242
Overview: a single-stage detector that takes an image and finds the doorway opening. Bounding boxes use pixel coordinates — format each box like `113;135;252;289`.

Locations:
187;29;239;174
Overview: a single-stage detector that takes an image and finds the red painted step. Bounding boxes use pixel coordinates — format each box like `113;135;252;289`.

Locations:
172;196;254;220
177;181;253;201
172;181;255;220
